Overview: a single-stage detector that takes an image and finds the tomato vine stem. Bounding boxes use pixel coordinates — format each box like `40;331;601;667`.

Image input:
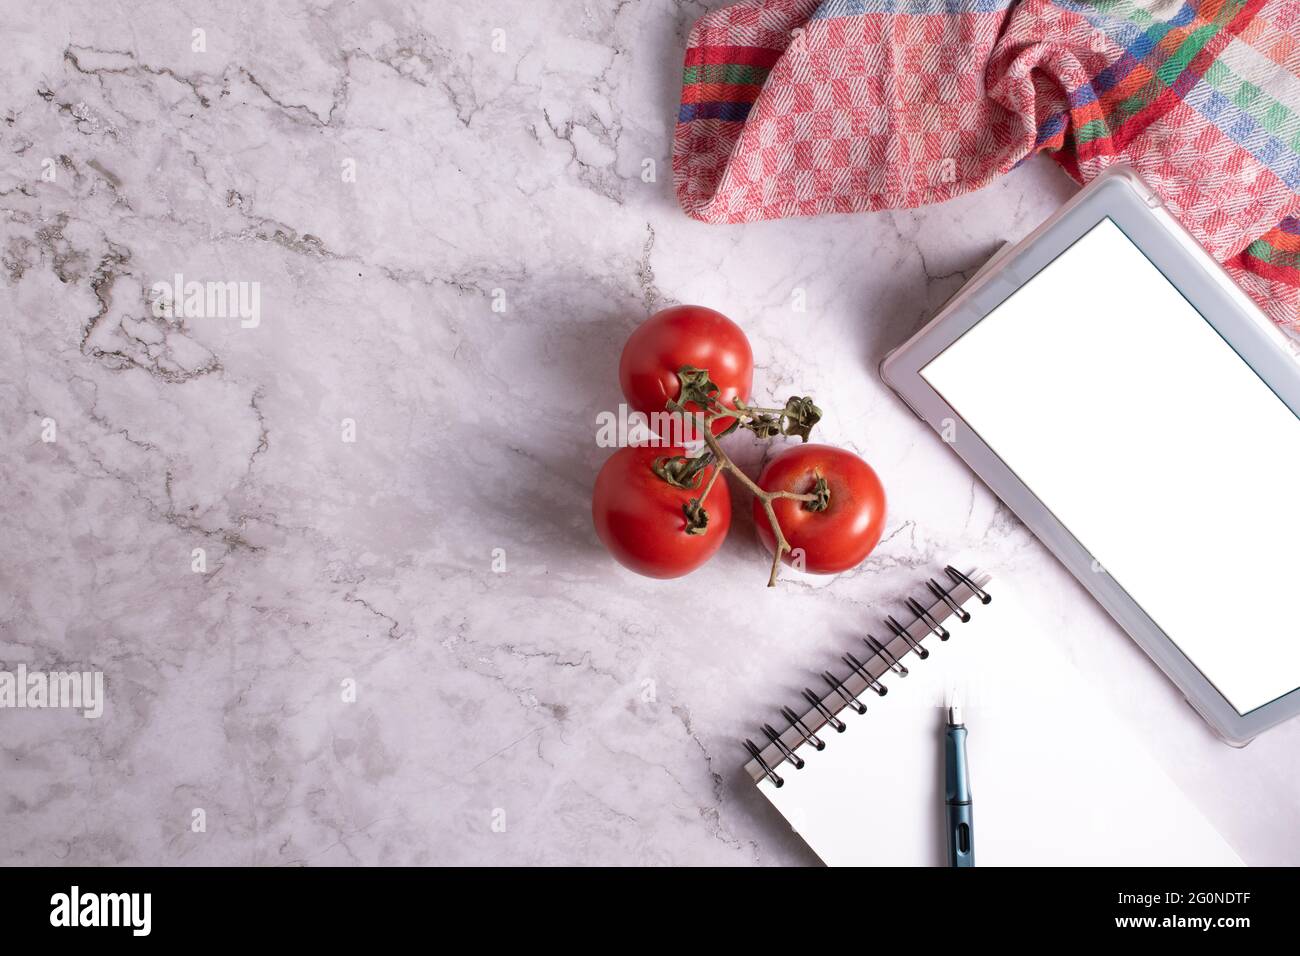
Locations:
653;365;826;585
697;426;819;586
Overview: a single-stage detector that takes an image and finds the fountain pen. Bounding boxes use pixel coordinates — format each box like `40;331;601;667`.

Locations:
945;701;976;867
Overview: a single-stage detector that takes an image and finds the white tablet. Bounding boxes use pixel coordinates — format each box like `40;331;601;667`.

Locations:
882;166;1300;746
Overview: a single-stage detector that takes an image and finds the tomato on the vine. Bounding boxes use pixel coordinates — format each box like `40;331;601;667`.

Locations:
753;444;886;575
592;445;731;579
619;305;753;437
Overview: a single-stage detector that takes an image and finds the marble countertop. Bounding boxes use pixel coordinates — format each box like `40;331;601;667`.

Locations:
2;0;1297;866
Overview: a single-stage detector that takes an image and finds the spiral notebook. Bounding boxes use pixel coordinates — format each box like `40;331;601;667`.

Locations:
744;567;1242;866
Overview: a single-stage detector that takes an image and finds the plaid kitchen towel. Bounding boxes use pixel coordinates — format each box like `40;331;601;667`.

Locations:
673;0;1300;332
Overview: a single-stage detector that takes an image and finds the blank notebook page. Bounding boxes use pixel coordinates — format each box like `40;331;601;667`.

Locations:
757;580;1242;866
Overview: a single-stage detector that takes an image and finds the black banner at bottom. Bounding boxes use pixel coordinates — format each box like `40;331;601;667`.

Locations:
0;865;1287;942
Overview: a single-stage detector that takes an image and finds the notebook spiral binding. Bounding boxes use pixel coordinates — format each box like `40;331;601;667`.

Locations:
744;565;993;787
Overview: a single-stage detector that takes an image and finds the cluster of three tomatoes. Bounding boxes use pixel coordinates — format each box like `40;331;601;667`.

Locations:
592;306;888;582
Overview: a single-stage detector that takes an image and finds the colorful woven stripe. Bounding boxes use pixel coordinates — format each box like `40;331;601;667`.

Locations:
678;45;783;123
673;0;1300;331
1235;217;1300;282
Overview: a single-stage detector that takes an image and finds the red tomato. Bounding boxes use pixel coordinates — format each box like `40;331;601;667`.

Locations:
753;444;886;575
592;445;731;579
619;305;753;438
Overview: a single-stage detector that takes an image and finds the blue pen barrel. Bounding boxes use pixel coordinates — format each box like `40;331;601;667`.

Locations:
945;723;975;867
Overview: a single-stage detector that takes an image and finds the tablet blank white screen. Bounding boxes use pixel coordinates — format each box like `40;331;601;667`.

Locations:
921;218;1300;715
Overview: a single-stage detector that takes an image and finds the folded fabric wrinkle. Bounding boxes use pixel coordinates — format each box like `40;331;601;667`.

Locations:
673;0;1300;333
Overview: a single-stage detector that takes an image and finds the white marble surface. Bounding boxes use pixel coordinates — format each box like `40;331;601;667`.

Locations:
2;0;1297;866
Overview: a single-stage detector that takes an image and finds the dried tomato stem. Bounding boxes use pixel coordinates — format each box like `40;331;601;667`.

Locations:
697;425;818;587
696;461;722;504
705;403;789;424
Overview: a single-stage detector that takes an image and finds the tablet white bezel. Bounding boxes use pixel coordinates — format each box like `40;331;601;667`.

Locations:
881;166;1300;746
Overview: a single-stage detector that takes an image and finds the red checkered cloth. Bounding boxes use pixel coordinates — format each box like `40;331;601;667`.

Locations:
673;0;1300;333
